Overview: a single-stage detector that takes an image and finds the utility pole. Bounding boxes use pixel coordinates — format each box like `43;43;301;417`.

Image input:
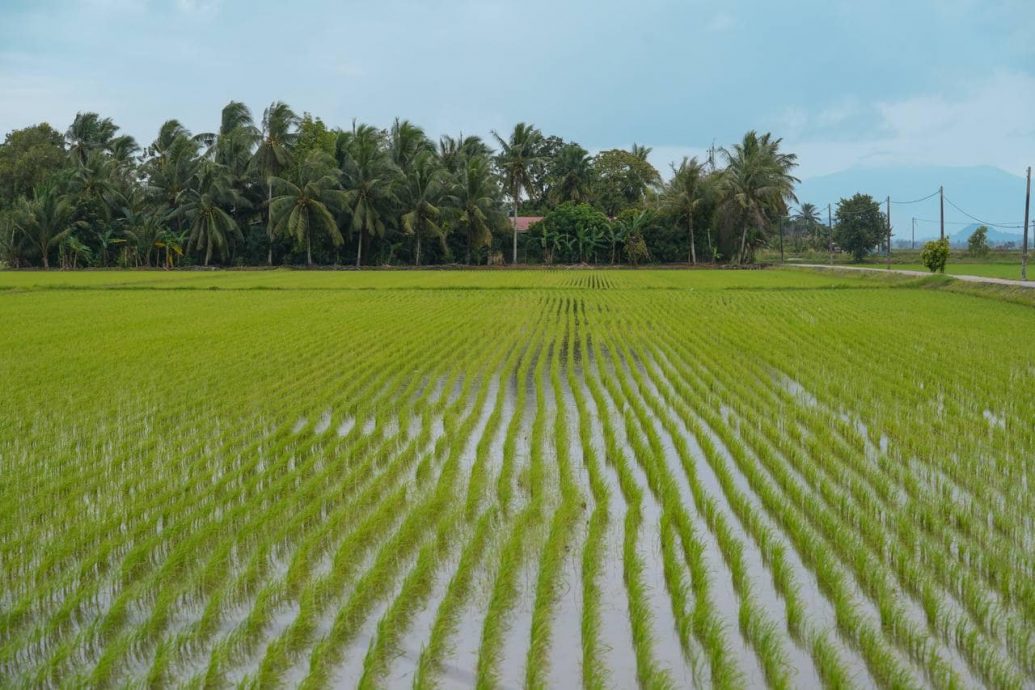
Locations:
911;217;916;250
1023;166;1031;281
828;203;833;265
939;185;945;240
886;195;892;268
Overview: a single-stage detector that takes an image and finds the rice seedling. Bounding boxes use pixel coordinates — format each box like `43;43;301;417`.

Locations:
2;268;1033;689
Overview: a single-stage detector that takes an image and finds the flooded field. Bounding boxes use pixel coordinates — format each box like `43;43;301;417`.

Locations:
1;269;1034;689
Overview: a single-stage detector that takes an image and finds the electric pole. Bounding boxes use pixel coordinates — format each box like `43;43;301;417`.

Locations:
911;217;915;250
886;195;892;267
828;203;833;265
939;185;945;240
1023;166;1031;281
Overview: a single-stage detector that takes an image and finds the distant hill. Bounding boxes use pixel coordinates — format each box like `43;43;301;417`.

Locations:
796;165;1028;244
948;223;1022;248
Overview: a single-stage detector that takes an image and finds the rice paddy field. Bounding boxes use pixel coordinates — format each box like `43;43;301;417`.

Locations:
2;268;1034;690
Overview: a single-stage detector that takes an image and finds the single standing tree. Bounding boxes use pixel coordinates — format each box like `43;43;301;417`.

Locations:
252;102;299;265
13;184;78;269
663;157;706;264
833;193;884;261
793;202;822;248
400;151;446;266
182;163;241;266
492;123;543;264
967;225;990;257
718;131;798;264
446;154;504;265
269;152;346;265
339;124;400;267
547;143;594;206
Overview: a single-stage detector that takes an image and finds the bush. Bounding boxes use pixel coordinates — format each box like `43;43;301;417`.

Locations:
921;238;950;273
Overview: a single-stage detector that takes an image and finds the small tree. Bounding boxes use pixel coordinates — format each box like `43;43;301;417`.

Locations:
921;237;950;273
625;233;649;265
967;225;989;257
833;193;883;261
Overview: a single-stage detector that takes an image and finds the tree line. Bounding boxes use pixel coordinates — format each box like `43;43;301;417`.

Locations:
0;101;803;269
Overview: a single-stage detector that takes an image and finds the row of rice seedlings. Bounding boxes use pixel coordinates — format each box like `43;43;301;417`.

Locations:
752;296;1030;576
475;331;552;688
635;296;923;689
772;314;1035;633
524;314;585;689
410;308;553;689
664;320;977;690
242;322;510;688
12;315;384;686
717;306;1033;681
597;316;786;690
609;324;812;690
186;320;476;687
563;303;623;690
355;328;535;689
747;291;1031;541
111;306;459;686
635;335;862;690
580;321;680;690
295;317;521;689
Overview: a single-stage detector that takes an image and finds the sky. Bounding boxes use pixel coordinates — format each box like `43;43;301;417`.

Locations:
1;0;1033;184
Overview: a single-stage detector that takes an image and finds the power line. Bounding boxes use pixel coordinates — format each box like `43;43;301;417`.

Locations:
889;189;940;205
942;195;1024;228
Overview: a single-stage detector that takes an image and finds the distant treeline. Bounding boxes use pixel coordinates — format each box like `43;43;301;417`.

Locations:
0;102;805;268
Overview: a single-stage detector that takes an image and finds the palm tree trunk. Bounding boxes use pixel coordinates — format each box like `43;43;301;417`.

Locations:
738;223;749;264
511;198;518;265
416;232;422;267
356;230;363;268
307;232;312;266
266;180;273;266
689;216;697;265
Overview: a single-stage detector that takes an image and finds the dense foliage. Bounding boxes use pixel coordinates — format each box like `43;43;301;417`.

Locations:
833;193;885;261
0;103;806;267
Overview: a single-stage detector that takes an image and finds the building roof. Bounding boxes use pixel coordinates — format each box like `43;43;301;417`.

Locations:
512;216;544;232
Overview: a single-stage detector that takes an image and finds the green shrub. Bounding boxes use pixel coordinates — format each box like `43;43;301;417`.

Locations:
921;237;950;273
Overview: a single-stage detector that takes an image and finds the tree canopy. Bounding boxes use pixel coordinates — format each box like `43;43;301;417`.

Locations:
0;102;815;269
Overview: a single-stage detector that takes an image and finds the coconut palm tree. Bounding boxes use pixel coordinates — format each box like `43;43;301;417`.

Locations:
437;133;491;174
718;131;798;264
548;143;594;206
65;112;118;164
13;185;79;269
400;151;446;266
252;102;299;264
793;202;822;248
389;119;433;174
182;163;240;266
269;152;346;265
492;123;543;264
663;157;706;264
446;155;503;265
143;120;204;235
339;124;400;267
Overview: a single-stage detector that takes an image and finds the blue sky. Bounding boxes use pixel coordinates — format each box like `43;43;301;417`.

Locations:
1;0;1033;181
